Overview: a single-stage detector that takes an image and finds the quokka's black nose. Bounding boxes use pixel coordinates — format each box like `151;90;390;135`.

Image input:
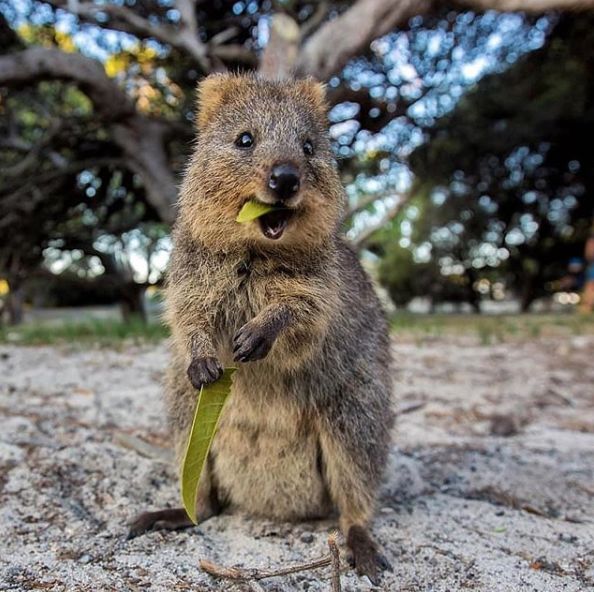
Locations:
268;164;300;201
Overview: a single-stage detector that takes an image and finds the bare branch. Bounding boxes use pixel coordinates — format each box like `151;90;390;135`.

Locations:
328;531;342;592
459;0;594;10
1;157;125;200
209;26;240;46
352;194;412;249
199;532;343;588
297;0;594;80
111;117;178;223
0;47;134;120
300;1;330;39
0;47;177;223
200;555;333;581
297;0;431;79
0;137;32;152
174;0;211;70
176;0;199;37
1;120;63;178
211;44;258;67
45;0;211;71
346;192;384;219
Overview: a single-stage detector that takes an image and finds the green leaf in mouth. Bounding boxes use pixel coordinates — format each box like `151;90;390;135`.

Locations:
180;368;236;523
236;200;277;223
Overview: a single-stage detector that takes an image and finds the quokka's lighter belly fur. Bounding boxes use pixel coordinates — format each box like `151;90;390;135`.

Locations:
167;277;335;521
192;294;332;520
211;389;332;520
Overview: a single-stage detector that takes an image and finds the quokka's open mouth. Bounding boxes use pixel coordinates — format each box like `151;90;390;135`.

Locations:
258;208;293;240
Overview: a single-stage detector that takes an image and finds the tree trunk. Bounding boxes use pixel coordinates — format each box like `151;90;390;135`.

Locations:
463;267;481;314
259;14;300;79
119;283;147;324
6;280;25;325
520;277;538;313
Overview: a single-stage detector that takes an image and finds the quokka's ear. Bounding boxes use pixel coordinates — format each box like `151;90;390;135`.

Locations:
196;73;237;129
296;78;328;116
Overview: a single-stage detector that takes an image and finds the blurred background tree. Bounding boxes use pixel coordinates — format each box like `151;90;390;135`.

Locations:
407;14;594;311
1;0;593;324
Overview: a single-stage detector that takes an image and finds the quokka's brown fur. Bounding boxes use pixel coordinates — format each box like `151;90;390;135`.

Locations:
133;74;394;582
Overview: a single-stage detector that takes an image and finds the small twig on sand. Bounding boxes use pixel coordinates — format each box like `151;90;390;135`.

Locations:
114;432;173;463
199;533;343;590
396;401;426;415
328;531;342;592
200;555;332;581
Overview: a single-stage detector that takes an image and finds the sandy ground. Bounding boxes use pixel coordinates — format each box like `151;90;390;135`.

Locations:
0;335;593;591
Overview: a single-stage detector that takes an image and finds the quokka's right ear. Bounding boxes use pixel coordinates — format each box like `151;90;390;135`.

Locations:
195;73;236;129
295;77;329;119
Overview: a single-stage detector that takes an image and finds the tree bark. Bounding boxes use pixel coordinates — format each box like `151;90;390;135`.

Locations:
459;0;594;11
111;117;178;223
46;0;212;72
259;14;301;78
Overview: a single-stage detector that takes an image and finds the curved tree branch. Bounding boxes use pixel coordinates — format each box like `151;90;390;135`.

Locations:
459;0;594;10
0;47;135;120
0;47;177;222
351;194;412;250
45;0;212;71
6;0;594;227
296;0;594;80
111;116;178;223
297;0;432;79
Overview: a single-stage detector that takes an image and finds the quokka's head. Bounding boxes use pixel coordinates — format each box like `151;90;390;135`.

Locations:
180;74;345;252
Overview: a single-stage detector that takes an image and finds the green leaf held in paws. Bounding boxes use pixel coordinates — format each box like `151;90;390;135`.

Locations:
236;200;276;223
180;368;236;523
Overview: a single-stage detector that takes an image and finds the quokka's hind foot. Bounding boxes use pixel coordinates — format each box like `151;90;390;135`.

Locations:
127;508;194;539
346;524;392;585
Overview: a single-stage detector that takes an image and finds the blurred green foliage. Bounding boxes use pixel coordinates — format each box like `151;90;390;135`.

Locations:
400;14;594;311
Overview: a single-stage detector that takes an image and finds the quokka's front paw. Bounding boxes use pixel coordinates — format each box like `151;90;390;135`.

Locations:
233;320;278;362
187;356;223;389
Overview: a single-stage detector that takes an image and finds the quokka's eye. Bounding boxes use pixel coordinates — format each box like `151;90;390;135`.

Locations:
303;139;314;156
235;132;254;149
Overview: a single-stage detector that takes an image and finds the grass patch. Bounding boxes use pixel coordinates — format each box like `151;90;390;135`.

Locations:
0;318;170;346
390;312;594;344
2;312;593;347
